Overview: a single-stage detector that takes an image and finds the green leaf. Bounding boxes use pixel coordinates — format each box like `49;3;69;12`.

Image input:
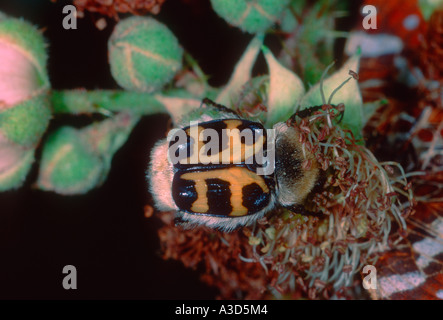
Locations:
216;35;263;107
154;94;201;126
299;52;363;139
263;46;305;126
419;0;443;20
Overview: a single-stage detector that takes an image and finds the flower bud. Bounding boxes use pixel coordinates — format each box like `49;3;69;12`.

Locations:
210;0;290;33
37;113;138;195
0;95;51;148
0;133;34;191
108;16;183;93
0;17;50;104
0;16;51;190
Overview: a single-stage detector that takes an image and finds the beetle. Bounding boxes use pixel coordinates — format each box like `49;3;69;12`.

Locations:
148;98;322;231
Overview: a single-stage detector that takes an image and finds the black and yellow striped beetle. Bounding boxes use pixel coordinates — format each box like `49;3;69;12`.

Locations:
148;98;321;231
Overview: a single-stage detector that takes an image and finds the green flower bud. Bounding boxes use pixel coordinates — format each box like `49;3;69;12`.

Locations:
0;94;51;147
0;16;51;190
108;16;183;93
37;126;103;195
37;113;138;195
210;0;290;33
0;134;34;191
0;17;50;103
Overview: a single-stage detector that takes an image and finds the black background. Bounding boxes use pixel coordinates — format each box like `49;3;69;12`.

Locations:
0;0;359;299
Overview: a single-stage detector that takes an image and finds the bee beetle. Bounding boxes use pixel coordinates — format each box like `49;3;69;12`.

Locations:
148;98;321;231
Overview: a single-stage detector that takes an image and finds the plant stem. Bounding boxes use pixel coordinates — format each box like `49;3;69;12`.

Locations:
51;89;167;116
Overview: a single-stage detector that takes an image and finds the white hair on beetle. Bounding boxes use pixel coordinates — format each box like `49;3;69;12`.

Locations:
147;139;177;212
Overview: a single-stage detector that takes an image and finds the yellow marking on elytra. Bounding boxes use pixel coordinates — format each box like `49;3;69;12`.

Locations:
224;119;243;128
224;120;247;163
222;120;266;164
181;120;265;165
180;167;269;216
189;175;209;213
184;125;205;165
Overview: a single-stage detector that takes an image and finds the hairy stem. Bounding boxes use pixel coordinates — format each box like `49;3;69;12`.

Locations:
51;89;167;116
